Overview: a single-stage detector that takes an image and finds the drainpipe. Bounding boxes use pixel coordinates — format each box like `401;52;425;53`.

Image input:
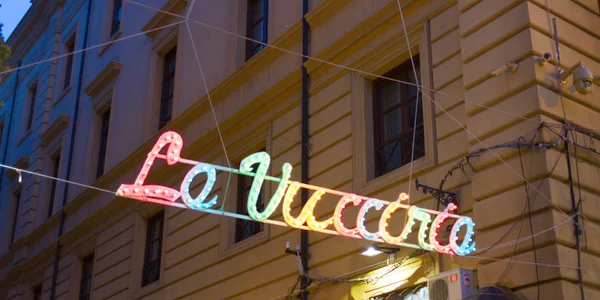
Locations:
563;135;585;299
0;61;21;198
300;0;310;299
1;60;22;250
49;0;92;299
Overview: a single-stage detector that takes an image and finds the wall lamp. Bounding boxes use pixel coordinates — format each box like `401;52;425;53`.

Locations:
490;62;519;77
560;61;600;95
361;244;400;257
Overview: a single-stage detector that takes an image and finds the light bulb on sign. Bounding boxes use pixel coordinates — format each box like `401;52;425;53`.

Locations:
180;162;218;210
356;198;384;240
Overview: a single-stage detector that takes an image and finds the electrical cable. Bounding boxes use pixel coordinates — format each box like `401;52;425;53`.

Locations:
121;0;581;221
0;20;184;76
475;212;574;255
1;0;571;133
286;249;424;299
517;137;540;300
569;130;588;250
269;246;590;300
182;6;234;214
496;196;526;285
0;163;114;195
0;158;583;299
543;0;586;296
493;131;563;286
0;0;582;227
3;4;597;299
396;0;420;199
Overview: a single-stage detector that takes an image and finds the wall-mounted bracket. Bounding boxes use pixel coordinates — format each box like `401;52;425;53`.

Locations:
415;179;457;208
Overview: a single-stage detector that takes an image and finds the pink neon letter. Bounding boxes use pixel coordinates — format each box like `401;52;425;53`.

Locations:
116;131;183;202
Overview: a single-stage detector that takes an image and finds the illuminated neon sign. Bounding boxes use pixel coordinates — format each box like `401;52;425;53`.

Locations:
117;131;475;256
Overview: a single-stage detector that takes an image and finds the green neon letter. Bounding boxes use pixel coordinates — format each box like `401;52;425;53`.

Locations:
240;152;293;221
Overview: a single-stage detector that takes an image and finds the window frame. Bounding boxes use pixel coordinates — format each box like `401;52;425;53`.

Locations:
47;152;61;219
158;46;177;130
372;56;424;177
10;190;21;244
63;36;76;91
96;108;111;179
351;29;436;196
234;154;266;243
218;129;271;258
78;253;94;300
110;0;123;38
141;210;164;287
245;0;269;61
26;83;37;132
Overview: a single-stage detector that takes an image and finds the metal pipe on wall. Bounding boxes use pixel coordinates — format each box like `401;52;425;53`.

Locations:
1;60;21;250
49;0;93;298
0;60;21;202
300;0;311;298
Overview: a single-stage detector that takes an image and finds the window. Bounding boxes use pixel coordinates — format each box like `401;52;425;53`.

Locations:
32;284;42;300
111;0;123;37
10;191;21;244
373;56;423;177
158;47;177;130
96;109;110;179
235;160;264;243
64;37;76;90
142;211;164;286
246;0;268;60
47;154;61;219
79;253;94;300
26;84;37;131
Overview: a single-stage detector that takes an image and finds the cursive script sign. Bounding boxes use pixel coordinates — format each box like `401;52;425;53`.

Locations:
116;131;476;256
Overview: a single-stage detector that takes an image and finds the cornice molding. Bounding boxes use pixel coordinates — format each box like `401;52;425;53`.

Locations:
304;0;347;28
7;0;59;63
40;114;70;144
304;0;453;74
141;0;188;38
84;60;122;97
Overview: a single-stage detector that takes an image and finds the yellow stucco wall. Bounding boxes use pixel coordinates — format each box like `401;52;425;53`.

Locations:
2;0;600;299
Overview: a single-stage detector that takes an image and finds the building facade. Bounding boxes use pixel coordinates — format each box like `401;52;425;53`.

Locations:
0;0;599;299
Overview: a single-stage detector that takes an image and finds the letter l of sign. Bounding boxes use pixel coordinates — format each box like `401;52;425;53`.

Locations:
116;131;183;202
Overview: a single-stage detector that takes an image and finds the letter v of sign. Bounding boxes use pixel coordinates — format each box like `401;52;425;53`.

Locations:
117;131;183;203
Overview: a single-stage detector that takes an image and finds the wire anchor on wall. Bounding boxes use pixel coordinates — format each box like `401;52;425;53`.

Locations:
415;178;457;208
285;242;310;259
